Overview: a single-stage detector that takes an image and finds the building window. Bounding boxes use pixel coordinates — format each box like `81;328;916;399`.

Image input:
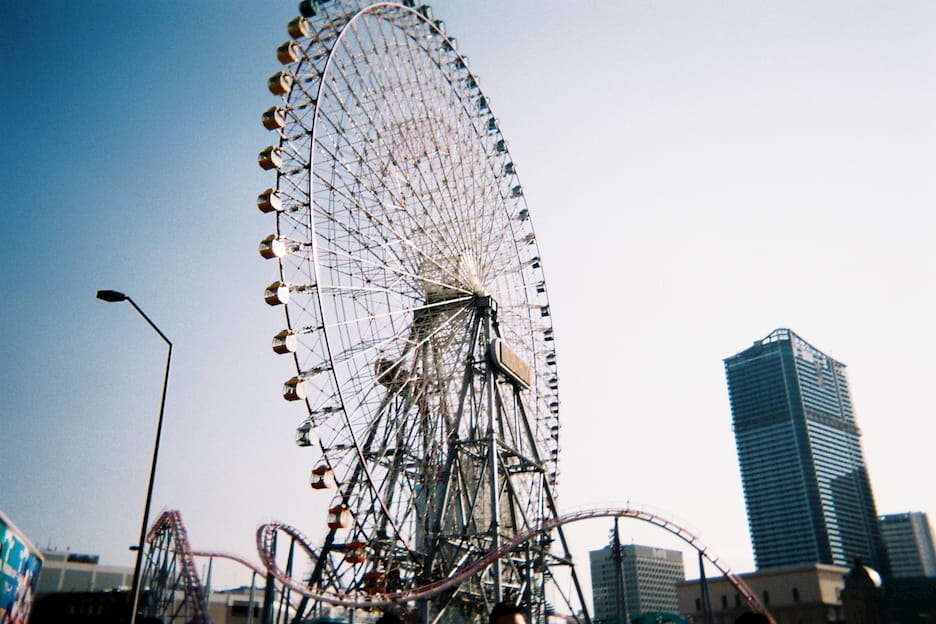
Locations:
762;590;770;605
792;587;800;603
721;595;728;609
695;598;701;612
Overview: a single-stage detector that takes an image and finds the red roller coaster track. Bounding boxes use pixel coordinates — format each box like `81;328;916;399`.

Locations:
150;507;774;623
145;511;211;624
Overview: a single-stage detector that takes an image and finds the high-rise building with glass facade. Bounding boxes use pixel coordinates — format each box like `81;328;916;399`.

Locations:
724;329;888;573
589;543;685;623
879;512;936;578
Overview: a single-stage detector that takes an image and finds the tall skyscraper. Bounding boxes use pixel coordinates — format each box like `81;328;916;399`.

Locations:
589;543;685;622
879;512;936;578
724;328;888;573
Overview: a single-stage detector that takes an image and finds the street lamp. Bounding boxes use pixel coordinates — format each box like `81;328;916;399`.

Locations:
96;289;173;624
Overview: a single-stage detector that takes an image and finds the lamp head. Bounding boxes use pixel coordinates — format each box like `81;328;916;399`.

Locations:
96;289;128;302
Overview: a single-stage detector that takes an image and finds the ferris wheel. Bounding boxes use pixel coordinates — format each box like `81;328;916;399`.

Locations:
257;1;574;621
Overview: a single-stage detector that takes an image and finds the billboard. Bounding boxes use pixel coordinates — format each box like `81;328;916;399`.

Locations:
0;511;43;624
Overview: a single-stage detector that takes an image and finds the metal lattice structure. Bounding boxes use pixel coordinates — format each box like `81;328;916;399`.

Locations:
139;511;211;624
256;1;577;622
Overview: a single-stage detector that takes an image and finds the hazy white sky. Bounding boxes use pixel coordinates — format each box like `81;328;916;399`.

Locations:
2;0;934;605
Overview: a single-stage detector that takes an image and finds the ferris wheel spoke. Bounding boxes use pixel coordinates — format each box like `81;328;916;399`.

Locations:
325;305;473;401
315;210;481;307
321;29;479;264
314;118;447;248
311;181;448;289
310;143;441;268
349;16;470;230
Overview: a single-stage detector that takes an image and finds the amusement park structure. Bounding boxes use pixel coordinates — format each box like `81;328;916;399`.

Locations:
138;507;773;624
134;2;773;624
256;1;570;622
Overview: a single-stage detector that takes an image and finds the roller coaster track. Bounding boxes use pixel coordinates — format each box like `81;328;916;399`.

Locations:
145;512;304;624
153;507;775;624
144;511;211;624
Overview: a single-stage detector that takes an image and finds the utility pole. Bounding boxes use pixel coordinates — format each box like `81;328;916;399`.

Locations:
610;519;628;624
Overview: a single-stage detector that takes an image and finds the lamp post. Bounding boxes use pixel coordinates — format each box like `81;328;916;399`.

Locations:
96;289;172;624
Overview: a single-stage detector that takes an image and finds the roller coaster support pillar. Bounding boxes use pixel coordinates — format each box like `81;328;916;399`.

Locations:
698;551;714;624
247;572;257;624
262;570;276;624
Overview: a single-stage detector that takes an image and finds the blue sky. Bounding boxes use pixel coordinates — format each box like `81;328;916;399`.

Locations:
3;0;935;600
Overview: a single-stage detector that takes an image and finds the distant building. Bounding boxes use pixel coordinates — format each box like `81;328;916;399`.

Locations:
32;549;269;624
677;562;849;624
589;543;685;623
879;511;936;578
35;550;132;594
724;329;887;573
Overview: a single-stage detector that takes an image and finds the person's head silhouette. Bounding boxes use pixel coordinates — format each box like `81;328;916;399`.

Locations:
376;612;404;624
489;602;526;624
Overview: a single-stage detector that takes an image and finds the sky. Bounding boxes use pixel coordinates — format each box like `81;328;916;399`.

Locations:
2;0;935;608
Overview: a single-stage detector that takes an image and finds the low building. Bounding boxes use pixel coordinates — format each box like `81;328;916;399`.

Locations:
35;550;133;594
677;563;849;624
30;585;275;624
32;549;271;624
